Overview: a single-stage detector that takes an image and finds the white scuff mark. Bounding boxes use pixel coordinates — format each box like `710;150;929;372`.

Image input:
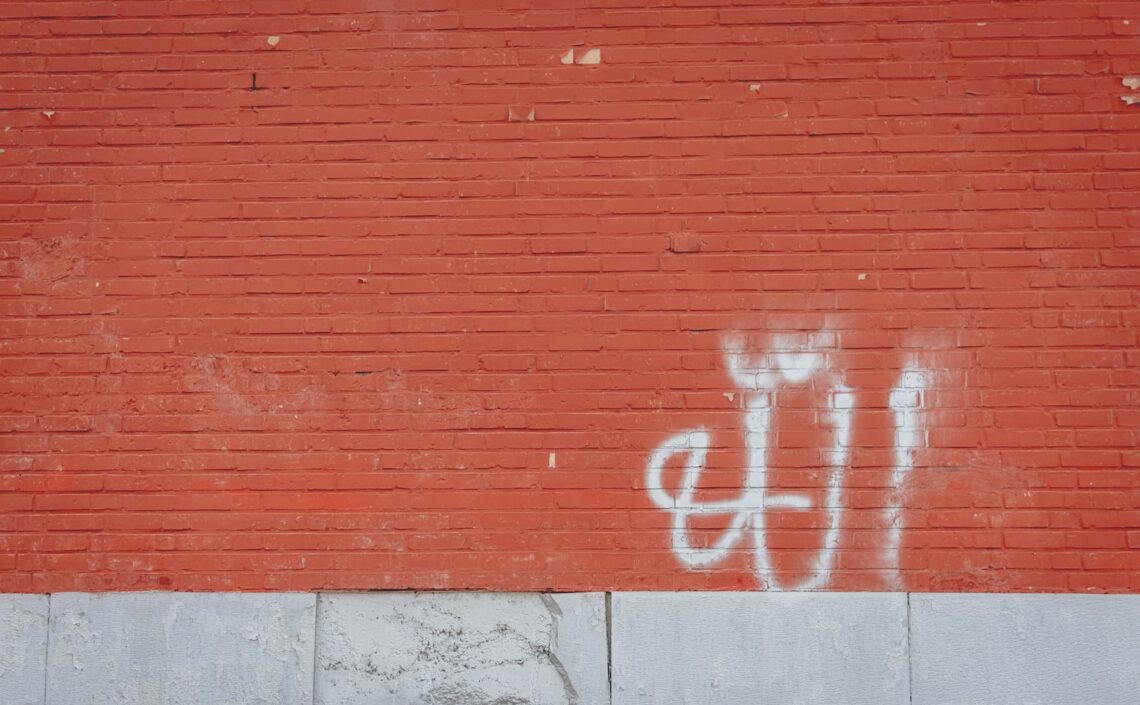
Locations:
749;83;762;93
723;392;735;402
560;49;574;65
646;331;931;591
548;452;556;469
1123;77;1140;90
1122;95;1140;106
976;22;987;26
267;35;280;47
576;48;601;65
42;110;55;119
858;273;867;281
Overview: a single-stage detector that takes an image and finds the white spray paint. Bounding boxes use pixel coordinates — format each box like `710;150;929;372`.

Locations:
646;332;928;590
884;363;926;589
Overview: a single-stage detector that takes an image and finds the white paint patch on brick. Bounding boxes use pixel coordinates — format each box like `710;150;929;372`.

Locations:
315;592;609;705
910;593;1140;705
267;35;280;47
611;592;909;705
1122;76;1140;90
46;592;315;705
577;49;601;65
0;595;48;705
560;49;574;64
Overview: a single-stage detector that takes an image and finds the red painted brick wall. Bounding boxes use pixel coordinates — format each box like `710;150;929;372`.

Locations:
2;0;1139;593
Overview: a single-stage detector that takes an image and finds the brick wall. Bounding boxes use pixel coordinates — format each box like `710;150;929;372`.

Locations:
1;0;1138;593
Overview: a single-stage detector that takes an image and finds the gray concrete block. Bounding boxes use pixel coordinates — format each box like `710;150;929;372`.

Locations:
315;592;609;705
46;592;316;705
611;592;909;705
0;595;48;705
910;593;1140;705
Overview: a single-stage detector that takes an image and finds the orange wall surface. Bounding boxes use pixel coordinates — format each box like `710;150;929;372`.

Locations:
1;0;1139;593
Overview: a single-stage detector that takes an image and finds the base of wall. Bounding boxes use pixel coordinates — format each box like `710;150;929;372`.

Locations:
2;591;1138;705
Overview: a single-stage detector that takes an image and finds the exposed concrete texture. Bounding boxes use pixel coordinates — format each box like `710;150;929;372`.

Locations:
0;595;48;705
46;592;315;705
910;593;1140;705
610;592;909;705
315;592;609;705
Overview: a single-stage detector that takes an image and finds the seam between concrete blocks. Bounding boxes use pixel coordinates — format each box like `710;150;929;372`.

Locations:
906;592;914;705
310;593;321;705
605;592;613;705
42;593;51;705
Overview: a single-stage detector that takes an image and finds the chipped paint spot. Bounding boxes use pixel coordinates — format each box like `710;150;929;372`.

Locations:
577;48;601;65
548;452;556;468
560;49;574;65
1123;76;1140;90
509;106;536;122
267;35;280;47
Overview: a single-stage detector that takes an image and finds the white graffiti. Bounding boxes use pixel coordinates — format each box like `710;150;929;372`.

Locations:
646;333;927;590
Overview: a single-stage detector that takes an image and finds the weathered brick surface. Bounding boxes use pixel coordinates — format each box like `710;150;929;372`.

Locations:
1;1;1138;592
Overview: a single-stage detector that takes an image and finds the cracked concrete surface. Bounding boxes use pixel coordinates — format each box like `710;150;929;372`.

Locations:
314;592;607;705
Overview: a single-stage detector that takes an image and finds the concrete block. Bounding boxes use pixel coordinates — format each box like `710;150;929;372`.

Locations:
611;592;909;705
0;595;48;705
315;591;609;705
910;593;1140;705
46;592;316;705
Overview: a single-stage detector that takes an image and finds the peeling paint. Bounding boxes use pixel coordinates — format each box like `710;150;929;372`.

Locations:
577;49;601;65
